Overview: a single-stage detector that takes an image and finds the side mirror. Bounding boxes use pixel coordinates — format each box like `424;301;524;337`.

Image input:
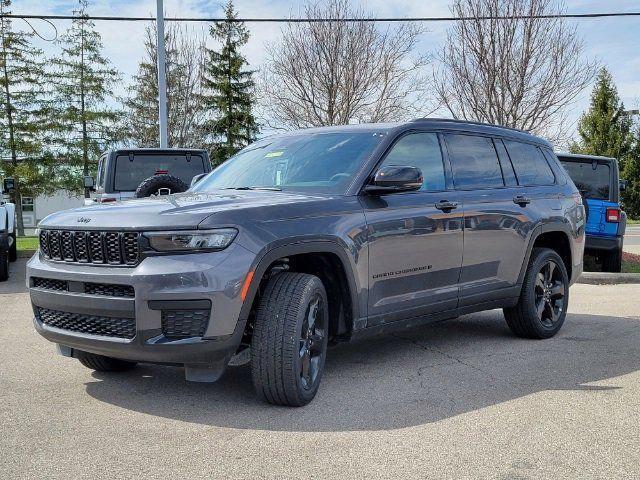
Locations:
83;175;95;191
364;165;423;194
190;173;208;188
620;179;627;192
3;177;15;194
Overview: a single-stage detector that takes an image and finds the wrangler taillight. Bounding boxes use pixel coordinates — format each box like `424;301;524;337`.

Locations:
606;208;620;223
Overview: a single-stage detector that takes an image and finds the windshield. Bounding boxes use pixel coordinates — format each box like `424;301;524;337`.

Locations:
192;132;385;194
114;154;207;192
560;160;611;200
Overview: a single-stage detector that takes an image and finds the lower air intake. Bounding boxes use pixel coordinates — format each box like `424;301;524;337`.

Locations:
161;309;210;339
37;307;136;339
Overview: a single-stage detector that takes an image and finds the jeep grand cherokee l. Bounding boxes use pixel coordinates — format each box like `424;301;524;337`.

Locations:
27;119;585;407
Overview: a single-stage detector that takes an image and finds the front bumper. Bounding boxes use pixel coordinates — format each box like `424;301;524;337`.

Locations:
27;243;256;377
585;234;623;253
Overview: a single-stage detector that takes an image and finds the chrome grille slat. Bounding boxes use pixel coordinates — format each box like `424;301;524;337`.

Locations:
49;230;62;260
39;230;50;258
74;231;89;263
39;230;140;266
61;231;74;261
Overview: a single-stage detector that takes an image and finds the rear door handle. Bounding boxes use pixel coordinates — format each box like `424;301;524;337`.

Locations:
435;200;458;212
513;195;531;207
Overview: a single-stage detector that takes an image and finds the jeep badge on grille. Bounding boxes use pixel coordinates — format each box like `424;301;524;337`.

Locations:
77;217;91;223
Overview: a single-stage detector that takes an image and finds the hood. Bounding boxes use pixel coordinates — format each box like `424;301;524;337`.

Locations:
39;190;336;230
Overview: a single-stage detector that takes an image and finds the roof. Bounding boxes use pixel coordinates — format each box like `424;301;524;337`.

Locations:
556;152;617;162
107;148;208;155
270;118;552;147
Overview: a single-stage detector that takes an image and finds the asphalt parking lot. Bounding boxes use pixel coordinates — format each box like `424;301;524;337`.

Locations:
1;258;639;479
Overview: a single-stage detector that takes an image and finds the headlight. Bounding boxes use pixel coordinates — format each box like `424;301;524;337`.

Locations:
144;229;238;252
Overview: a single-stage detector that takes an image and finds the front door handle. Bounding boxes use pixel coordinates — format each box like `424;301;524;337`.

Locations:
513;195;531;207
435;200;459;212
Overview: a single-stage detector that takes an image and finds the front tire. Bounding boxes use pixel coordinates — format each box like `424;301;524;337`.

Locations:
9;232;17;262
504;248;569;339
0;251;8;282
251;272;329;407
76;351;137;372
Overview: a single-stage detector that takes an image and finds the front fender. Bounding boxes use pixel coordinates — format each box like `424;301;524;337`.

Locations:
238;237;363;326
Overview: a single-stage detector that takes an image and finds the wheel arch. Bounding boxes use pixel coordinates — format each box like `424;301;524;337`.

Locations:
518;224;574;286
239;240;361;340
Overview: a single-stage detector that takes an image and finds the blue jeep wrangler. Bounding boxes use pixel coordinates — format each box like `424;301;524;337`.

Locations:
558;154;627;272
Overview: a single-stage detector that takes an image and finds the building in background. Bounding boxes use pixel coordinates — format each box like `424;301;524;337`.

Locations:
20;191;83;233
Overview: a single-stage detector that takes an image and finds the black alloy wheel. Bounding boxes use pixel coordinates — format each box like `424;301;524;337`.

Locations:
299;294;326;390
534;259;565;328
504;247;569;339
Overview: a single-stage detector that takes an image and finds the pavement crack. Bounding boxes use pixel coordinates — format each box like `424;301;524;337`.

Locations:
391;333;493;377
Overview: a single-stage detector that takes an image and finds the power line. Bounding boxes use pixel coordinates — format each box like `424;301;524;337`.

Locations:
0;11;639;23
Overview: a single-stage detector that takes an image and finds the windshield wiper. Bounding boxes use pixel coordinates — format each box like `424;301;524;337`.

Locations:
223;186;282;191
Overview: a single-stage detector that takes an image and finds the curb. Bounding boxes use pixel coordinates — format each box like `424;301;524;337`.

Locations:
577;272;640;285
18;250;36;259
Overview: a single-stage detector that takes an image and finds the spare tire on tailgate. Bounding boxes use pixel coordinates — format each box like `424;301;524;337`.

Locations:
135;174;189;198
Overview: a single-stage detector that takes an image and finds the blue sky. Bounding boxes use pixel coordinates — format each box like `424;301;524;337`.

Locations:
11;0;640;142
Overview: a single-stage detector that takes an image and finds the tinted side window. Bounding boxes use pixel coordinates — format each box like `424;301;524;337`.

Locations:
381;132;446;191
504;140;555;186
445;134;504;189
494;139;518;187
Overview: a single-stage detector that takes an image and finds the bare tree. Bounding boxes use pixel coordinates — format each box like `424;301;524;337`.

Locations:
124;23;209;148
434;0;597;141
260;0;431;129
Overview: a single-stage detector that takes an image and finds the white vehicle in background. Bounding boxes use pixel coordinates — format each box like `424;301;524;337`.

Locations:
1;178;17;281
83;148;213;204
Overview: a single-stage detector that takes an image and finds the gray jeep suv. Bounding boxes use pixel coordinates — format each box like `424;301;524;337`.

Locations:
27;119;585;406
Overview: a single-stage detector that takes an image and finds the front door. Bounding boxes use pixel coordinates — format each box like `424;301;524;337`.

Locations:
362;132;464;325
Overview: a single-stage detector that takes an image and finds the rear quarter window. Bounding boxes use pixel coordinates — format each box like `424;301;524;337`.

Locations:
503;140;555;186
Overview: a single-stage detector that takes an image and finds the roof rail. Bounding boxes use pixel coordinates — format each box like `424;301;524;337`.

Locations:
410;117;530;134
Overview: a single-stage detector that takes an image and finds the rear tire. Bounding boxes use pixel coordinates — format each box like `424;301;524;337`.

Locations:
601;247;622;273
9;232;17;262
504;248;569;339
76;351;137;372
0;251;8;282
250;272;329;407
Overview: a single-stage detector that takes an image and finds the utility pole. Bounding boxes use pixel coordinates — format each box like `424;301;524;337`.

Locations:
156;0;169;148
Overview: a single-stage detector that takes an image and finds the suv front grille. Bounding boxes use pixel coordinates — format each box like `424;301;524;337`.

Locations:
39;230;140;266
161;309;210;339
37;307;136;339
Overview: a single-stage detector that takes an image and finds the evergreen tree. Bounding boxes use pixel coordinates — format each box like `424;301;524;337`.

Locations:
50;0;121;197
123;23;208;149
571;68;635;171
202;0;258;165
0;0;48;235
621;127;640;218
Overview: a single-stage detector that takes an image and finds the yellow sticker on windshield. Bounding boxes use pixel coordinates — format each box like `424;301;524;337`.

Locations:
265;151;284;158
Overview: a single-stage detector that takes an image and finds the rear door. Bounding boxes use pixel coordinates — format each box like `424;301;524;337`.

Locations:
363;131;463;324
443;134;540;306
